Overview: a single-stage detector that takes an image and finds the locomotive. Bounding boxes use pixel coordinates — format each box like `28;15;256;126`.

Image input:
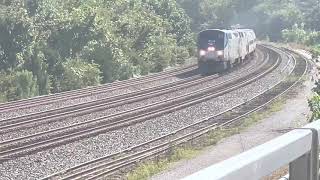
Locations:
197;29;256;74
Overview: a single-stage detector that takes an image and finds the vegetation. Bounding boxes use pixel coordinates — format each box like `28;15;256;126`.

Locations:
0;0;193;102
1;0;320;103
177;0;315;41
127;147;200;180
127;147;199;180
309;94;320;121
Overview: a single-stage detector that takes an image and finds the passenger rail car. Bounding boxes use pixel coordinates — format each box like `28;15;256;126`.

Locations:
197;29;256;74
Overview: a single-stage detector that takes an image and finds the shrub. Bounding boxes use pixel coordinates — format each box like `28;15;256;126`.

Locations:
60;59;101;91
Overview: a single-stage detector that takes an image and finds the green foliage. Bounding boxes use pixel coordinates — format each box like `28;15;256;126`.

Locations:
177;0;305;41
15;70;39;99
143;35;177;72
311;45;320;58
282;24;320;46
60;59;101;91
282;24;308;44
0;0;194;102
253;0;303;41
127;147;199;180
0;70;38;102
174;46;190;65
1;0;320;103
281;24;320;58
127;161;168;180
0;71;17;102
309;94;320;121
306;32;320;46
177;0;235;31
301;0;320;31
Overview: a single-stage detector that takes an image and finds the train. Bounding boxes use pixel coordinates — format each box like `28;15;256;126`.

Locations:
197;29;257;74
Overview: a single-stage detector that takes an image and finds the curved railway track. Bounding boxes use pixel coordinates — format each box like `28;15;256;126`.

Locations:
0;64;197;113
42;45;308;180
0;47;273;160
0;49;264;133
0;44;307;180
0;50;263;122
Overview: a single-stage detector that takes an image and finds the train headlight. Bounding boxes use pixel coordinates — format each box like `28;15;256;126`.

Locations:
217;51;224;56
199;50;206;56
208;47;215;51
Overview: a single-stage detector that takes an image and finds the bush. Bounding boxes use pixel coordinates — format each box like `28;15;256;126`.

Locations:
0;70;39;102
305;31;320;46
282;24;320;46
174;46;190;65
15;70;39;99
0;71;16;102
311;45;320;59
60;59;101;91
309;94;320;121
282;24;308;43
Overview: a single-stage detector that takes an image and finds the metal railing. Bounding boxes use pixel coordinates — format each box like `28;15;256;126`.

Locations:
183;120;320;180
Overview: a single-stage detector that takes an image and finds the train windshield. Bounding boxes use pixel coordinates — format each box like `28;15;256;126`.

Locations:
198;30;225;50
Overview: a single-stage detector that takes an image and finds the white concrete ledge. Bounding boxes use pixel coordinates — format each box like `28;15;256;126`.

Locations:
183;120;320;180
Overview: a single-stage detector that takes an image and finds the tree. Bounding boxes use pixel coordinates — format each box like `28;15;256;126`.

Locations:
177;0;235;31
306;7;320;31
0;71;17;102
0;0;194;102
60;58;101;91
15;70;39;99
252;0;303;41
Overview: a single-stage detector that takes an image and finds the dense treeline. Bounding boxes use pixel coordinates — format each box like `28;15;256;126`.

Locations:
177;0;320;56
1;0;320;103
177;0;320;41
0;0;194;102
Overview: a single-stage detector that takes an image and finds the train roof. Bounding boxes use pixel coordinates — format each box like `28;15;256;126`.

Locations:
199;29;229;33
199;29;254;34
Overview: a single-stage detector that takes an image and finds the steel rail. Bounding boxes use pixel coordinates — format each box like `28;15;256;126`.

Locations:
43;45;307;180
0;75;204;128
1;50;262;126
0;47;276;160
89;48;306;179
0;65;197;113
0;50;263;132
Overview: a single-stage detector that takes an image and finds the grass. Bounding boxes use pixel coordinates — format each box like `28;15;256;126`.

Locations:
204;99;286;147
127;160;168;180
126;98;289;180
127;147;200;180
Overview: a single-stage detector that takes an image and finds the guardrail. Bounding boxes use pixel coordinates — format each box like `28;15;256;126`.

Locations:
183;120;320;180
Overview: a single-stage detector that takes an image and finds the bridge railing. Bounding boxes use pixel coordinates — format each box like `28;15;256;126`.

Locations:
183;120;320;180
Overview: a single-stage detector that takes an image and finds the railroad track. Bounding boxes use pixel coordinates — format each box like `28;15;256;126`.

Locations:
0;49;263;133
0;47;271;160
0;64;197;114
0;50;263;122
41;45;308;180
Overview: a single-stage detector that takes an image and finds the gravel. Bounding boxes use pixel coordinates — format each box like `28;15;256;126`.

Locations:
0;67;197;121
0;47;295;180
0;53;262;142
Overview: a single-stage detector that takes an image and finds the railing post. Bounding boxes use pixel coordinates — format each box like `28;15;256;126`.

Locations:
289;128;319;180
289;152;311;180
